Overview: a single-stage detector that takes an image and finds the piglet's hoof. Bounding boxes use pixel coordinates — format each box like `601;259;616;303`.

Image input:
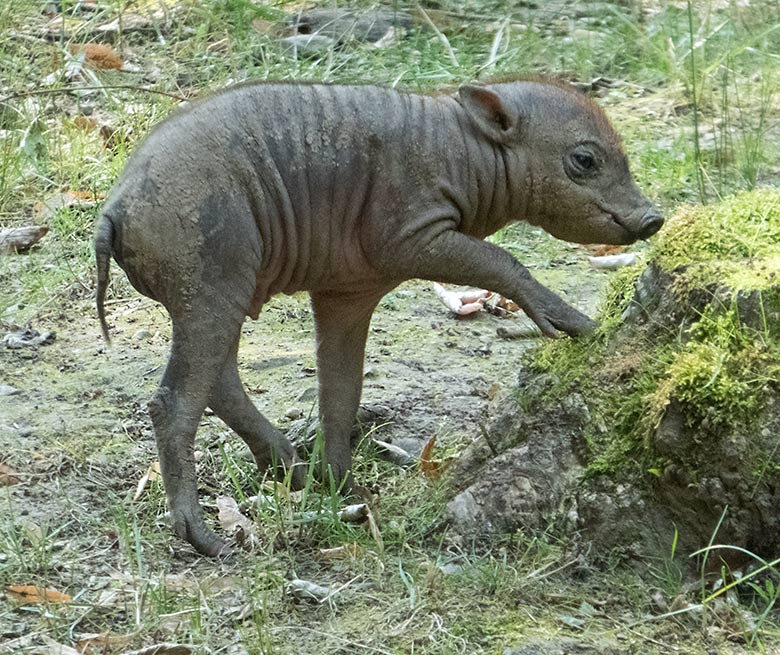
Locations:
191;531;232;559
171;513;231;558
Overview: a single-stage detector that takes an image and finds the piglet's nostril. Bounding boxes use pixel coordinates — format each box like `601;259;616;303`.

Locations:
638;212;664;239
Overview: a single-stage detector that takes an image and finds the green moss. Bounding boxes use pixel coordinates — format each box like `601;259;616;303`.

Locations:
527;188;780;481
653;188;780;289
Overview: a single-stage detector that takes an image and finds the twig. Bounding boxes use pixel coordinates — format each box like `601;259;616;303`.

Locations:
0;84;188;105
416;5;459;67
525;555;580;581
624;626;681;651
626;603;704;627
482;18;509;72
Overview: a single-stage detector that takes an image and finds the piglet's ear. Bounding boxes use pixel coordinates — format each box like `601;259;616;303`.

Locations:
458;85;518;142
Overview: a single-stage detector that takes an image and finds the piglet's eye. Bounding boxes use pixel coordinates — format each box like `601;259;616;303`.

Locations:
564;147;602;183
573;152;596;170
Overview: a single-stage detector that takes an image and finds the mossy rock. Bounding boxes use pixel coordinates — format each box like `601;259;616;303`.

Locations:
449;189;780;566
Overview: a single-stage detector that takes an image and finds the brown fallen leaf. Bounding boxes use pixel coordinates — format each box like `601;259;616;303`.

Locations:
70;43;123;69
5;584;72;604
34;190;99;220
76;632;134;653
0;226;49;254
216;495;259;550
482;292;521;317
583;243;624;257
0;463;22;486
420;435;440;481
71;115;98;131
252;18;279;35
217;496;254;534
318;543;362;561
133;461;161;501
365;505;383;552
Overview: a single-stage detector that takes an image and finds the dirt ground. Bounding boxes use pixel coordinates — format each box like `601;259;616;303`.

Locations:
0;225;602;529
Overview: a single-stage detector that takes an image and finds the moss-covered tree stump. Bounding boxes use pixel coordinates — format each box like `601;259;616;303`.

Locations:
449;189;780;566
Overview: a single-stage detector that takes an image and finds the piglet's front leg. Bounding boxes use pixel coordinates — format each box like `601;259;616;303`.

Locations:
402;230;597;338
310;286;392;492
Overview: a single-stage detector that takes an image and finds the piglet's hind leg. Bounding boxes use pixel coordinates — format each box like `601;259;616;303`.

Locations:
150;303;244;557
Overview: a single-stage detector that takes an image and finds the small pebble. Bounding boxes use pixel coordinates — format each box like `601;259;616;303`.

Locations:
133;329;152;340
0;385;20;396
285;407;304;420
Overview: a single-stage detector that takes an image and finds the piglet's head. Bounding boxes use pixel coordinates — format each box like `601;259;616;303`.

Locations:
458;81;663;245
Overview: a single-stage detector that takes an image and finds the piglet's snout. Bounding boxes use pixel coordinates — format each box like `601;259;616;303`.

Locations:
637;209;664;240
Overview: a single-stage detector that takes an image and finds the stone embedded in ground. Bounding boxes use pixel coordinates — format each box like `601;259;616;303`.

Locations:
448;190;780;566
288;8;413;44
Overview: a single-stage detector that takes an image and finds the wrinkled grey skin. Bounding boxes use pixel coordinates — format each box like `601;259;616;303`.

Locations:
95;80;662;556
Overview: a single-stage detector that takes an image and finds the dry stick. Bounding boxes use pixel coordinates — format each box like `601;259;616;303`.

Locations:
624;626;681;652
525;555;580;581
416;5;459;68
0;85;188;105
481;18;510;73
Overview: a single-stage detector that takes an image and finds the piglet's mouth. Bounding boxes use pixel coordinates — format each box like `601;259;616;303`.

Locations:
602;210;637;243
602;204;664;241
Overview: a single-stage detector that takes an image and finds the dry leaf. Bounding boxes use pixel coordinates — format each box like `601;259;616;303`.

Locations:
261;480;291;499
318;543;362;561
584;243;624;257
252;18;278;34
0;226;49;254
70;43;123;69
76;632;133;653
285;579;332;602
133;461;161;501
420;436;440;480
365;508;384;553
482;292;521;317
71;115;98;131
372;438;415;466
5;584;72;604
33;190;99;220
216;496;259;550
0;463;22;486
216;496;254;534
